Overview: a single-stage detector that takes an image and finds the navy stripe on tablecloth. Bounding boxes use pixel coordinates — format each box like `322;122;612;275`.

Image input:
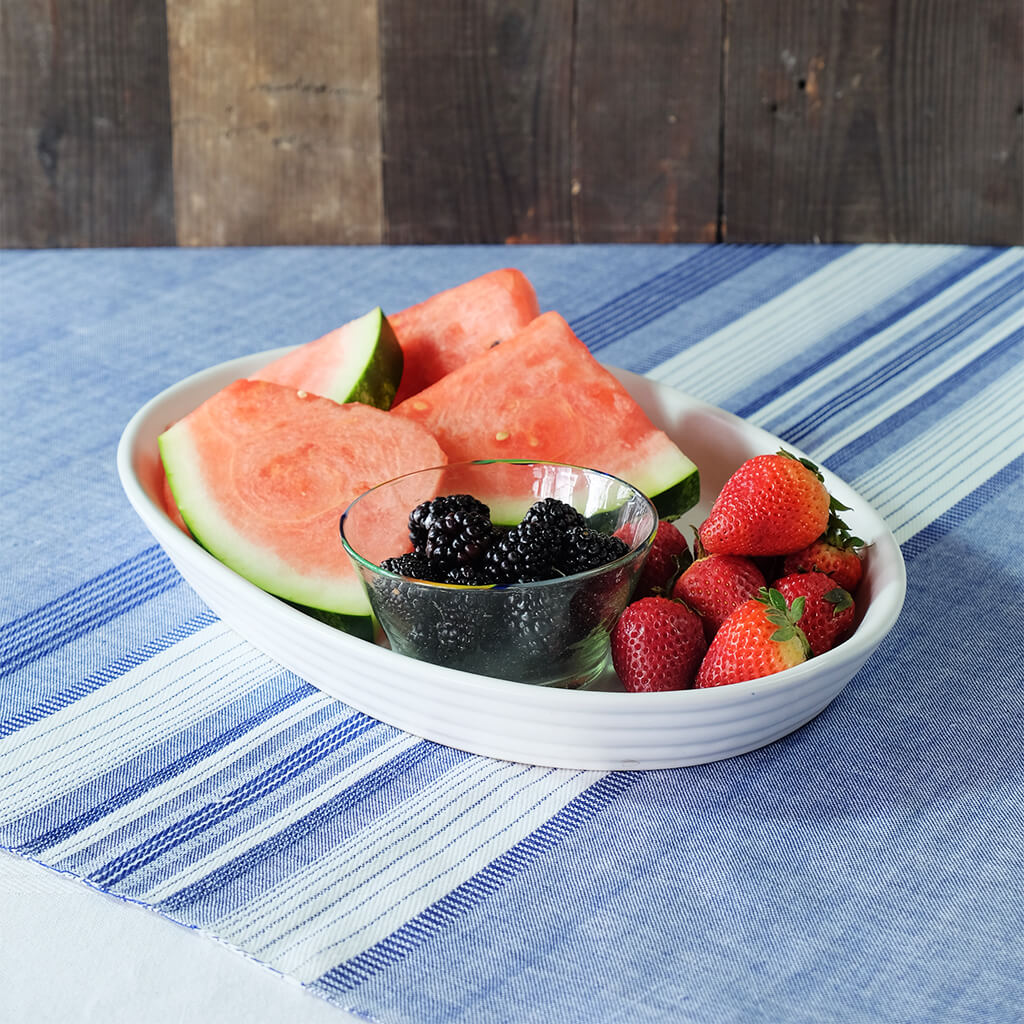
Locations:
157;740;458;915
88;711;381;888
0;608;214;738
571;245;776;352
899;454;1023;564
0;546;181;679
825;327;1024;472
777;269;1023;446
732;247;1003;420
17;675;312;856
313;770;641;996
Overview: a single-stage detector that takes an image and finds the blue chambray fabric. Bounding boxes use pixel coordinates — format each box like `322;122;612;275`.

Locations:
1;244;1022;1024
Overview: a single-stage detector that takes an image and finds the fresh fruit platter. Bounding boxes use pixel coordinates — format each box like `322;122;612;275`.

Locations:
118;269;906;769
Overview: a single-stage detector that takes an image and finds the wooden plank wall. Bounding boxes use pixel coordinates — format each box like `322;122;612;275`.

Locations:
1;0;1020;248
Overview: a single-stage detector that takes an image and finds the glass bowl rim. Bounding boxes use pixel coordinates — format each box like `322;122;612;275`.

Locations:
339;458;660;591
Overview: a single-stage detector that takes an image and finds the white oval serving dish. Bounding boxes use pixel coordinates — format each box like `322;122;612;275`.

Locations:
117;349;906;771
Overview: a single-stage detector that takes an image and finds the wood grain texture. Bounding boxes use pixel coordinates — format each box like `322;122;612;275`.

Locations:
722;0;1023;244
572;0;723;243
379;0;575;243
165;0;382;246
1;1;1021;247
0;0;174;247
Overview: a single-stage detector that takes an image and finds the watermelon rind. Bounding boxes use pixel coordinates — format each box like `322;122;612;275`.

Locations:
342;308;404;409
636;453;700;520
251;307;404;410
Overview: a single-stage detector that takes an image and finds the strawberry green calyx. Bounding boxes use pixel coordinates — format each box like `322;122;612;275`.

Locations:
823;496;865;550
777;448;825;483
823;586;854;616
757;587;811;657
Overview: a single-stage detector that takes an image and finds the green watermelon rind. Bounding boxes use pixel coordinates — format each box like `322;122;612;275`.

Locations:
648;460;701;519
158;424;374;620
338;308;404;409
252;307;404;411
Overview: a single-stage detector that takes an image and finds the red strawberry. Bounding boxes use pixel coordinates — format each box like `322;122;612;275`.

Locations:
772;571;855;655
782;539;862;592
611;597;707;692
782;500;865;591
699;450;830;556
632;520;691;599
695;587;810;688
671;551;765;641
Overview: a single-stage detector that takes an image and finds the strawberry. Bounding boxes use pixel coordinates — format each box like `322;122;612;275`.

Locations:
695;587;810;688
782;539;862;592
782;500;865;591
698;450;831;556
632;520;691;599
671;549;765;642
772;571;855;655
611;597;707;692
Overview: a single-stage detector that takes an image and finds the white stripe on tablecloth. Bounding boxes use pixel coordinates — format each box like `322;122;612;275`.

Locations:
746;250;1023;433
228;755;512;948
220;759;601;982
227;755;497;947
851;360;1024;543
141;730;419;903
41;692;331;863
648;245;960;400
0;624;277;821
795;310;1024;463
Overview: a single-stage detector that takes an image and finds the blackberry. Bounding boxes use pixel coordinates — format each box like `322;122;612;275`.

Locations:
434;606;478;661
521;497;586;535
503;588;568;661
485;520;562;583
371;575;435;637
409;494;490;551
379;551;446;582
424;509;496;571
556;528;629;576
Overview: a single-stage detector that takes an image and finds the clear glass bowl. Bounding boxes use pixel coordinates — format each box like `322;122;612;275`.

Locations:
340;460;658;688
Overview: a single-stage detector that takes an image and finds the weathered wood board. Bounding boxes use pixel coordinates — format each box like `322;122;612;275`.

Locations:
164;0;383;246
1;1;1020;247
1;0;175;247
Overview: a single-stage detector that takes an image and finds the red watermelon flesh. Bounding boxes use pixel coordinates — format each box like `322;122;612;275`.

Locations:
391;268;540;404
158;379;447;617
391;312;699;518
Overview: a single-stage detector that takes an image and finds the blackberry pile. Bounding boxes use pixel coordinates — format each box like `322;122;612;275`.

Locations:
385;493;628;586
371;494;632;678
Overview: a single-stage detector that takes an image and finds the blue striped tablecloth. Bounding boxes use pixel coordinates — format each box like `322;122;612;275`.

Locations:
2;244;1022;1023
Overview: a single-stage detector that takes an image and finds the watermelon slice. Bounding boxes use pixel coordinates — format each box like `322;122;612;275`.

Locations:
158;379;447;629
251;307;403;409
391;268;540;403
392;312;699;518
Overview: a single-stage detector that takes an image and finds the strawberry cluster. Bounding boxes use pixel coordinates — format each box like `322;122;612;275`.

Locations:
611;450;865;693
